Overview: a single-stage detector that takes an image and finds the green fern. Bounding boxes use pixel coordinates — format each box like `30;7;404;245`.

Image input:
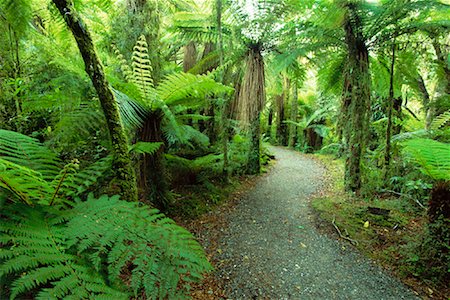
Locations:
1;194;212;299
129;142;163;155
0;158;53;205
0;130;113;202
66;194;212;299
431;110;450;131
402;138;450;181
157;72;233;107
0;129;62;181
0;204;128;299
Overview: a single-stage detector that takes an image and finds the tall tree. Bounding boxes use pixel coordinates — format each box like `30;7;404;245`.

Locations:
237;44;266;174
52;0;138;201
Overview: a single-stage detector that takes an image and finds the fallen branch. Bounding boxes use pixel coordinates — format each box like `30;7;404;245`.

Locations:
332;217;359;246
380;189;426;210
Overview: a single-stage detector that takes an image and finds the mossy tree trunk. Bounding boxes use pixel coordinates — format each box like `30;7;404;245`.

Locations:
342;3;371;193
337;74;352;157
288;81;298;148
384;42;396;181
52;0;138;201
276;94;286;145
247;113;261;174
138;109;168;208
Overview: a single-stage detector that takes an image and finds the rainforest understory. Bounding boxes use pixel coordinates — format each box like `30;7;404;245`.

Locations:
0;0;449;299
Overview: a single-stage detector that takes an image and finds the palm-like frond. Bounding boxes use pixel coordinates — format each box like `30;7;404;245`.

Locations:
0;129;62;180
402;138;450;181
157;72;233;107
0;204;127;299
431;110;450;131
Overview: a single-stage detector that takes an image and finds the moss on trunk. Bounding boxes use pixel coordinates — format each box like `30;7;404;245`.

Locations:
138;109;169;209
52;0;138;201
288;82;298;148
342;3;371;193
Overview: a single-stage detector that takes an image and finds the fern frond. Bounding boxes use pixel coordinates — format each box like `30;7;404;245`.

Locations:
1;204;127;299
66;194;212;299
431;110;450;131
132;35;154;99
157;72;233;106
130;142;163;155
402;138;450;181
0;129;62;180
0;158;53;205
62;155;113;198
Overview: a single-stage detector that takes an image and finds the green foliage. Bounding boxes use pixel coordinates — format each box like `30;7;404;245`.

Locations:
0;130;111;203
431;110;450;131
402;138;450;181
1;194;212;299
129;141;163;155
1;204;127;300
0;129;62;180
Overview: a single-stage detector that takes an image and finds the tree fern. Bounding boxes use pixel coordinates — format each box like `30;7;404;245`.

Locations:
402;138;450;181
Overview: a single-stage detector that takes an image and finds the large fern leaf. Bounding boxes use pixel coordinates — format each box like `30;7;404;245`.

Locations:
0;130;62;180
0;204;128;299
431;110;450;131
65;194;212;299
402;138;450;181
157;72;233;107
0;158;53;205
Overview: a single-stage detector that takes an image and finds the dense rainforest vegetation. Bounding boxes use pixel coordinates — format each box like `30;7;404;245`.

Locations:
0;0;449;299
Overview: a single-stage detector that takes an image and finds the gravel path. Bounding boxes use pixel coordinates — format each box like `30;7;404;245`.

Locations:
212;146;419;300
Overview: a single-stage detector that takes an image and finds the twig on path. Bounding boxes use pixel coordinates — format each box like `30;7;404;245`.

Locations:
332;217;359;246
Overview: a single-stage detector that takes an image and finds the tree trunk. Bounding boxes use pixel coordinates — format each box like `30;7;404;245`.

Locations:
343;4;371;193
237;46;265;174
138;109;168;208
288;81;298;148
183;41;197;72
276;94;286;145
216;0;229;178
337;74;352;157
52;0;138;201
184;42;197;126
384;42;396;181
417;74;433;129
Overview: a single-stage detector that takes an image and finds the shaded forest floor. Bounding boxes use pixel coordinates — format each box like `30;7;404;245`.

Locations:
183;147;425;300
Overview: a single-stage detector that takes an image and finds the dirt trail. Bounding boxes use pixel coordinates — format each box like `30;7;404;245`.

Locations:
196;147;419;299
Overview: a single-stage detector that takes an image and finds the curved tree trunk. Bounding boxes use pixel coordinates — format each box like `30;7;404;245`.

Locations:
52;0;138;201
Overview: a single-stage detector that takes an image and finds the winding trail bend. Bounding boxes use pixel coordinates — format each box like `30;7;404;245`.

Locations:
211;147;418;299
